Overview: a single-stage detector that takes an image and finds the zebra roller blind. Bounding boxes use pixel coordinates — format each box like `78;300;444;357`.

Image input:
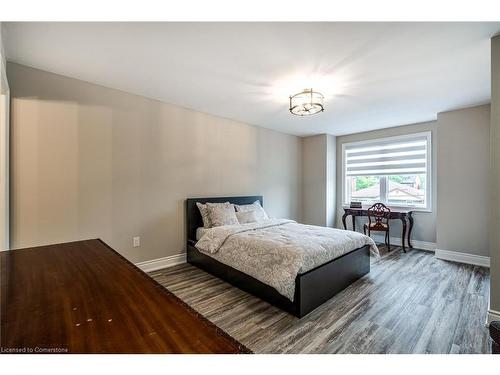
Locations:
344;132;430;176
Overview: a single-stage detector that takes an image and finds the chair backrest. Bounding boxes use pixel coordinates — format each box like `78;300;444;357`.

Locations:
367;203;391;227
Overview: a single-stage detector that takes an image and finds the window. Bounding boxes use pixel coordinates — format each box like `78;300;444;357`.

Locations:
342;132;431;210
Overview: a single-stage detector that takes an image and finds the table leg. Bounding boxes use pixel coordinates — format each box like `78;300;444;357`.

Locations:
342;213;348;230
352;216;356;232
401;218;407;253
407;212;414;248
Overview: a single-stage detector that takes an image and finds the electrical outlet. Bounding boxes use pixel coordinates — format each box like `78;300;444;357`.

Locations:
133;236;141;247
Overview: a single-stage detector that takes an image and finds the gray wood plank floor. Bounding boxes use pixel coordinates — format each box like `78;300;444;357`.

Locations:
150;246;492;354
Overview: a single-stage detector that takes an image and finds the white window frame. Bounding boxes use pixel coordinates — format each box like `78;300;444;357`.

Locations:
341;131;432;212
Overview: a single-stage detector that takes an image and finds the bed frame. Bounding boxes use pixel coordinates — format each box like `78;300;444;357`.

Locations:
186;196;370;318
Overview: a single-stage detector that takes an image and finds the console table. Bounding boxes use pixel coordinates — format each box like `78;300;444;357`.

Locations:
342;207;414;252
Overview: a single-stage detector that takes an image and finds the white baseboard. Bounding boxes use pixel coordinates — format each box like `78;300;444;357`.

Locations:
371;234;436;252
487;309;500;326
135;253;186;272
371;235;491;268
435;249;490;268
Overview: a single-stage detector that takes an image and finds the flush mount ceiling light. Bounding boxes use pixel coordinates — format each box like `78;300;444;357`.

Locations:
289;88;324;116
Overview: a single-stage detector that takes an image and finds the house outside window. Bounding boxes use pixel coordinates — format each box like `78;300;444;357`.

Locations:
342;132;431;210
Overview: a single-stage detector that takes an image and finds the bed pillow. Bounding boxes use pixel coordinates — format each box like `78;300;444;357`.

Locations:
206;203;238;227
195;227;210;241
235;200;269;222
236;210;259;224
196;202;232;228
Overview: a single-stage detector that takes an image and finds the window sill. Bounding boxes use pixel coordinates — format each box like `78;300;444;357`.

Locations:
341;204;432;213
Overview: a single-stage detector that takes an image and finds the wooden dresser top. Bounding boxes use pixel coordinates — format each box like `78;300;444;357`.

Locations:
1;239;250;354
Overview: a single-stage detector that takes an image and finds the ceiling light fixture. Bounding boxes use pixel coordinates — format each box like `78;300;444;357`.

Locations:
289;89;324;116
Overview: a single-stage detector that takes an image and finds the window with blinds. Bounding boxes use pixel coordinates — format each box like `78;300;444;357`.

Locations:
342;132;431;209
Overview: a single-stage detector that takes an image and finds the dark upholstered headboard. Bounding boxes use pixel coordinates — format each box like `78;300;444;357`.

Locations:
186;196;263;242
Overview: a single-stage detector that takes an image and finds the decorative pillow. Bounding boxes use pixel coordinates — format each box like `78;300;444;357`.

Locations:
236;210;259;224
196;202;232;228
235;200;269;222
207;203;238;227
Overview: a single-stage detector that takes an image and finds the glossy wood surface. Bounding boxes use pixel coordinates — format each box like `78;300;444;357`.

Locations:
1;239;250;354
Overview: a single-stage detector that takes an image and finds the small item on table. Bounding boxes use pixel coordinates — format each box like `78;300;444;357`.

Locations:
350;201;362;208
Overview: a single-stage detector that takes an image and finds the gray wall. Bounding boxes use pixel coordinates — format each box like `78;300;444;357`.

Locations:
436;105;490;257
326;134;336;227
302;135;327;226
335;105;491;256
8;63;303;263
491;35;500;313
335;121;438;243
302;134;335;226
7;62;494;271
0;23;5;68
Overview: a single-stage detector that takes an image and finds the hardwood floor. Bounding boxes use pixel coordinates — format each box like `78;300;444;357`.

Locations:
150;246;492;354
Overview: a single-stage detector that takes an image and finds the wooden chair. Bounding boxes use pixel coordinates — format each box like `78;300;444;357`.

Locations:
363;203;391;251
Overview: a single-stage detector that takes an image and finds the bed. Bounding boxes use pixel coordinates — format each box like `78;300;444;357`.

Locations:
186;196;376;318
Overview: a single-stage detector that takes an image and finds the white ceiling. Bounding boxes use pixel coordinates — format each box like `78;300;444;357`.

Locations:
4;22;500;136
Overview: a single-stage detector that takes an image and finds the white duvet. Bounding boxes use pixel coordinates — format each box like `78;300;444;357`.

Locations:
195;219;378;301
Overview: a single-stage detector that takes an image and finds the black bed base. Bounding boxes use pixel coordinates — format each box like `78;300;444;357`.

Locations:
187;241;370;318
185;196;371;318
